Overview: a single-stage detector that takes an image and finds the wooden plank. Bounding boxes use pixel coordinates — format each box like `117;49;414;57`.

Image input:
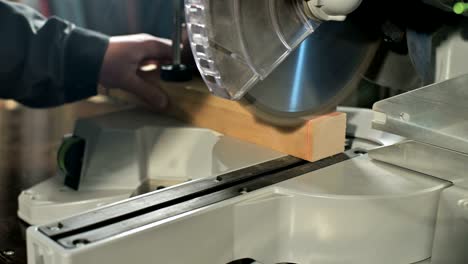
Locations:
107;77;347;162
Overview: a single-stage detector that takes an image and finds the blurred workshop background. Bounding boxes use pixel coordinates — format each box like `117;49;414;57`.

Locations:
0;0;172;184
0;0;410;194
0;1;433;261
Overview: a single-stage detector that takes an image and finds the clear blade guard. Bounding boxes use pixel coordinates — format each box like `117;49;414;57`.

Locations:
185;0;319;99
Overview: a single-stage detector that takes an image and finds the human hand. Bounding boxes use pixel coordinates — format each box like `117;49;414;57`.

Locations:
99;34;172;110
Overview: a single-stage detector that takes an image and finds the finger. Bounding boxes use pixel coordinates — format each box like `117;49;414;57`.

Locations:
141;36;173;61
127;75;169;111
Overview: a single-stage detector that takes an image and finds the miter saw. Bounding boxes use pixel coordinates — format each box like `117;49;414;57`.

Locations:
20;0;468;263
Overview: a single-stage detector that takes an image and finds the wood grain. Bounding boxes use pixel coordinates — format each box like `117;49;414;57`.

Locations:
108;76;347;162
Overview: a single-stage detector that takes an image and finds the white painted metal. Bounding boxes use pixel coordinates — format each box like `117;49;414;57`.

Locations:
434;21;468;82
18;109;283;225
305;0;362;21
26;155;449;264
431;186;468;264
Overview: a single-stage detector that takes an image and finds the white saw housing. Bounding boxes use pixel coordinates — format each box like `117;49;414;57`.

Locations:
305;0;362;21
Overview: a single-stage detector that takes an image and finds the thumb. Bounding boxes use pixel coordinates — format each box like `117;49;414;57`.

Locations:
127;75;169;111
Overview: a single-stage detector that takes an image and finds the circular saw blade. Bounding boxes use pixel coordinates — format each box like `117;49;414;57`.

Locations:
243;20;378;126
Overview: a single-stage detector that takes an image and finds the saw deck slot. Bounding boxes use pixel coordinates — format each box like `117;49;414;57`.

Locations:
41;156;304;238
40;152;357;248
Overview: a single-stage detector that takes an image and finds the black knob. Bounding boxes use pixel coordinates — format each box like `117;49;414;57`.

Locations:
58;135;86;190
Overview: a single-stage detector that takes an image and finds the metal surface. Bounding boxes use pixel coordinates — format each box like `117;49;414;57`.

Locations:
430;186;468;264
370;140;467;187
373;73;468;154
39;152;356;248
172;0;183;65
339;107;404;147
244;20;377;122
40;156;304;238
28;153;449;264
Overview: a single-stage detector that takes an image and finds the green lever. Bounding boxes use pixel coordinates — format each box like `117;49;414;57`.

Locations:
454;2;468;14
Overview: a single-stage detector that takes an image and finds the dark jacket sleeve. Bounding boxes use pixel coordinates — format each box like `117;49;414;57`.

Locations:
0;0;109;108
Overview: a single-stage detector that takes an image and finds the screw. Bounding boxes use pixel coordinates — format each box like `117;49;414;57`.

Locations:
48;222;64;231
399;112;410;122
239;187;249;194
458;199;468;209
72;239;90;248
354;149;367;155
